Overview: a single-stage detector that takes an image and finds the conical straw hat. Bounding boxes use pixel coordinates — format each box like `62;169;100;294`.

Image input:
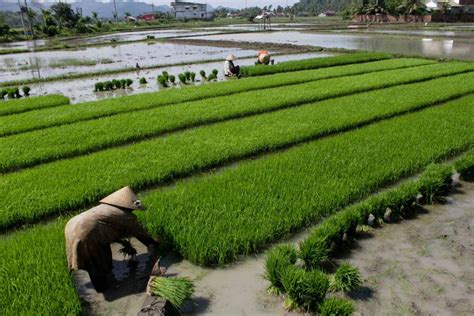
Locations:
226;54;237;61
99;186;144;210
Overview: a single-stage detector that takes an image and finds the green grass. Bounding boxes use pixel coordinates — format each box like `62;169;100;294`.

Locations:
2;69;474;229
2;61;469;172
0;218;81;315
0;55;424;137
140;97;473;265
0;94;69;116
240;52;390;76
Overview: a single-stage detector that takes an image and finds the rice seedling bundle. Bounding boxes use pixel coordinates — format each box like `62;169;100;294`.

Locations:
148;277;194;309
0;57;431;136
1;68;473;174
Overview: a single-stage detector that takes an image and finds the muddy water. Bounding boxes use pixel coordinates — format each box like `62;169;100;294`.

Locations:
24;52;331;103
79;180;474;315
189;31;474;60
0;42;256;82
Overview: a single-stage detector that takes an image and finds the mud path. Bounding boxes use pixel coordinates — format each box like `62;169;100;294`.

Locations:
78;179;474;315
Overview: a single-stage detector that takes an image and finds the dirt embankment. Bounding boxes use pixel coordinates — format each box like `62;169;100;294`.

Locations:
167;38;318;54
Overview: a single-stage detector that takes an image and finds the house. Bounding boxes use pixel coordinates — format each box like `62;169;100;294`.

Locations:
137;13;156;21
171;1;213;20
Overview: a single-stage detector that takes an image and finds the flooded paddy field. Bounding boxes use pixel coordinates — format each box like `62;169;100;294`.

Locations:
26;52;331;103
189;30;474;60
0;41;256;82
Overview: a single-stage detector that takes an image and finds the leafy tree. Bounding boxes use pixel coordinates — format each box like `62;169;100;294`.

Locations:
51;2;79;28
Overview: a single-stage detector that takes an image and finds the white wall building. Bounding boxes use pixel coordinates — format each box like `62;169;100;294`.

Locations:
171;1;213;20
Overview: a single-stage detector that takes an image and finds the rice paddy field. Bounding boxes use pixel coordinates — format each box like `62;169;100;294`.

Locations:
0;53;473;315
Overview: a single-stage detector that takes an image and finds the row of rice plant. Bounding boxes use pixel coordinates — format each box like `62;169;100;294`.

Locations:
0;55;425;137
94;78;133;92
139;97;473;265
2;63;471;173
0;86;30;100
264;160;460;314
1;72;473;229
0;107;472;316
240;52;392;76
0;94;69;116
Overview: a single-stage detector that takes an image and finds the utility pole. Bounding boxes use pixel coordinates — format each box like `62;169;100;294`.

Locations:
24;0;35;37
152;2;155;16
113;0;118;23
17;0;27;36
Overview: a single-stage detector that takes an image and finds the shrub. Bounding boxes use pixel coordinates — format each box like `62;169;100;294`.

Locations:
94;82;104;92
264;245;297;293
200;70;207;80
139;77;148;84
22;86;31;96
282;266;329;312
330;263;361;293
169;75;176;84
190;72;196;82
178;73;187;84
319;297;354;316
212;69;218;77
184;71;191;81
125;79;133;87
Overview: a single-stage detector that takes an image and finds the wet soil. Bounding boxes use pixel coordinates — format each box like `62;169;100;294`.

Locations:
78;180;474;315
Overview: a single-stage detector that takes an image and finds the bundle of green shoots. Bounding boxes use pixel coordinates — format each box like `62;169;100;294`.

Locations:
149;277;194;309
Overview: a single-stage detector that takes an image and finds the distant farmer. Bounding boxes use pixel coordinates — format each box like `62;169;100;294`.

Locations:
257;50;271;65
224;54;240;77
65;186;158;292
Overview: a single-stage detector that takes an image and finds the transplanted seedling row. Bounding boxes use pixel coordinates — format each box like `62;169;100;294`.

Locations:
0;62;471;172
139;96;473;265
240;52;392;76
0;56;430;137
0;94;69;116
1;70;474;230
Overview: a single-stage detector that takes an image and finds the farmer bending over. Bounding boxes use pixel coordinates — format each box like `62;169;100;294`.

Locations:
65;186;158;292
224;54;240;78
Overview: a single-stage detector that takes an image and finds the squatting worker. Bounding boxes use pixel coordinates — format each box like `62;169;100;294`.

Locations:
224;54;240;77
65;186;158;292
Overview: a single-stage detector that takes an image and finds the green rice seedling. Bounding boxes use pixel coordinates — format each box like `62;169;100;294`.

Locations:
126;78;133;87
0;94;69;116
0;58;437;136
104;81;114;91
454;149;474;181
14;88;21;98
112;79;121;89
299;236;330;270
0;89;7;99
169;75;176;84
157;75;168;88
241;52;391;77
0;88;472;231
212;69;218;77
7;88;16;99
282;266;329;312
120;79;127;89
117;239;137;259
162;71;169;81
330;263;361;293
207;73;216;81
5;63;470;172
190;72;196;82
319;297;354;316
178;73;187;84
265;245;297;294
139;77;148;84
148;277;194;309
184;71;191;81
22;86;31;96
94;82;104;92
200;70;207;80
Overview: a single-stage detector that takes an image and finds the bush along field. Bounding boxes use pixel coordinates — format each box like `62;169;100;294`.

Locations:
264;160;459;314
0;54;473;315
